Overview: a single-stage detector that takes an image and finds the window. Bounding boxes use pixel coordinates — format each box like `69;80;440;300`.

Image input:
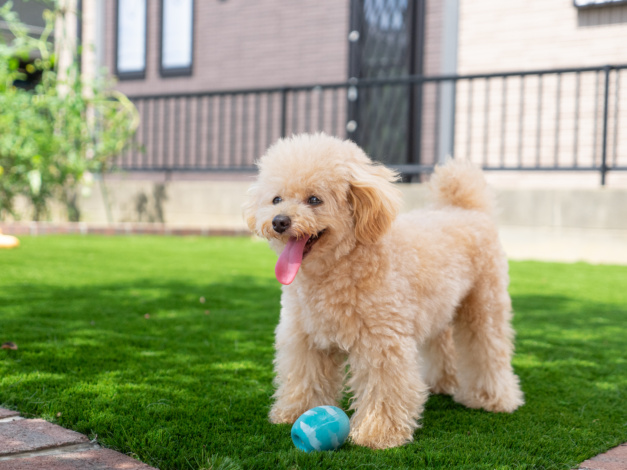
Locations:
115;0;147;80
160;0;194;77
574;0;627;8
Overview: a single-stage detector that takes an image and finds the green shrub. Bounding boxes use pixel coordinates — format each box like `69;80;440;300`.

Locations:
0;1;138;221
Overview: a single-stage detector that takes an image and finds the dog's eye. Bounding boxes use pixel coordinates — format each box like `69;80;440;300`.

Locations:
272;196;282;205
307;196;323;206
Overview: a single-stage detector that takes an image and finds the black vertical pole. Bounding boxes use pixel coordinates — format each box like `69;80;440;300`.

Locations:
280;87;288;138
348;0;361;80
600;65;611;186
408;0;426;167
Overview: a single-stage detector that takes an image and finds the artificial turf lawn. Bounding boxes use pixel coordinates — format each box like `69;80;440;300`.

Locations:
0;236;625;470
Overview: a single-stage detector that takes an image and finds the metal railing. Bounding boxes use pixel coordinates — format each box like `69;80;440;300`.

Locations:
118;64;627;184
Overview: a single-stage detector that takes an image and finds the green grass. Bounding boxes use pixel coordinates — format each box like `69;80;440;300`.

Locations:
0;236;625;470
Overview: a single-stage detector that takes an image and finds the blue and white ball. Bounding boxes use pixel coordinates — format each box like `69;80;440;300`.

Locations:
291;406;350;452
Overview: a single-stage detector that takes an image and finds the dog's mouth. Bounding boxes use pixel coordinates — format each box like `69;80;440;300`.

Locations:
302;229;326;259
275;229;327;285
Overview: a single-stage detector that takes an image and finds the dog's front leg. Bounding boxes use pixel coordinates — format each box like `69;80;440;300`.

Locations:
348;335;428;449
269;314;344;424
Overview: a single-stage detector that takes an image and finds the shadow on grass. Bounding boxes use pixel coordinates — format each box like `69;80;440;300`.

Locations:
513;293;626;366
0;276;284;466
1;282;626;469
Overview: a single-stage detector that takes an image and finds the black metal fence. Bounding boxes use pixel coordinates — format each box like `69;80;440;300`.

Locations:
118;64;627;184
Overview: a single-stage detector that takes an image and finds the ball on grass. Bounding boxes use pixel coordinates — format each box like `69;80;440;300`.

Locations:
291;406;350;452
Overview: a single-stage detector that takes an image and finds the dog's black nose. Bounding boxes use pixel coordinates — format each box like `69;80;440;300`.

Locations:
272;215;291;234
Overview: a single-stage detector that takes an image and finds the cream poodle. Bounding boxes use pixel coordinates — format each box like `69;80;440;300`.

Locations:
243;133;524;450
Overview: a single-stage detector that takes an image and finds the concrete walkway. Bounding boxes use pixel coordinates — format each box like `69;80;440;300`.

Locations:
0;408;155;469
1;407;626;469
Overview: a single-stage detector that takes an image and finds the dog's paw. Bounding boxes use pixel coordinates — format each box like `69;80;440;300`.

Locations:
429;375;459;396
268;404;304;424
349;416;414;450
454;384;524;413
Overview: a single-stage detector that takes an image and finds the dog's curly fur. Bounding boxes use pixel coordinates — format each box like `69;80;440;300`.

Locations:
243;133;524;449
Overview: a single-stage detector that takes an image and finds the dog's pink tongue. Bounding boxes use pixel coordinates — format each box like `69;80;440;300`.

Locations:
275;236;309;285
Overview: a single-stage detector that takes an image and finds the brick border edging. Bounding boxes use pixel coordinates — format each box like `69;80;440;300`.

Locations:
578;442;627;470
0;222;249;237
1;410;626;467
0;408;156;469
0;409;19;420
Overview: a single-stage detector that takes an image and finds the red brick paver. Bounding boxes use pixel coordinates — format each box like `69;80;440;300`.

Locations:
0;408;157;469
0;419;88;456
579;443;627;470
0;409;19;420
0;221;248;237
0;448;155;470
1;407;624;469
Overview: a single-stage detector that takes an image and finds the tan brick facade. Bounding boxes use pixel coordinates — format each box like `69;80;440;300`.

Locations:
93;0;627;185
101;0;451;171
105;1;446;95
451;0;627;186
107;0;351;96
458;0;627;73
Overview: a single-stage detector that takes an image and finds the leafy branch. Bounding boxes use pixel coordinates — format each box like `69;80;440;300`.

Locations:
0;1;138;221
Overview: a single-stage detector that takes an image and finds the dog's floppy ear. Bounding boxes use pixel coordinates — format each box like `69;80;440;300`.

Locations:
348;161;402;245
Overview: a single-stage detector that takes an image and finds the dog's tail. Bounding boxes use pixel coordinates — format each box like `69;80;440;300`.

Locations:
428;159;495;215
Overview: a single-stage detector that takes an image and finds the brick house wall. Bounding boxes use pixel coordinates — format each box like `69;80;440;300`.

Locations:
106;0;447;96
97;0;626;185
452;0;627;186
106;0;350;96
423;0;444;76
103;0;449;172
457;0;627;73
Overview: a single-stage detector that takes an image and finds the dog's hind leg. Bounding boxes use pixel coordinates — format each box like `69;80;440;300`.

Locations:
269;314;344;424
451;265;524;413
422;326;458;396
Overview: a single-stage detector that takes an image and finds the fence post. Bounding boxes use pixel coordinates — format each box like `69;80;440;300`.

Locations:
280;87;289;138
600;65;611;186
